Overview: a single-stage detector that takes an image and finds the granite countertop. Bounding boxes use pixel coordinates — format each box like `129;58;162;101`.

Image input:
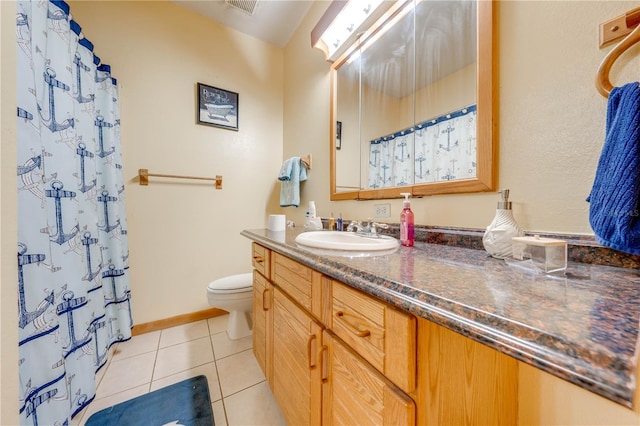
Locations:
241;228;640;408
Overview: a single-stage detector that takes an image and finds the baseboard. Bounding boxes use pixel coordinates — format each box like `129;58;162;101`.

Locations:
131;307;227;336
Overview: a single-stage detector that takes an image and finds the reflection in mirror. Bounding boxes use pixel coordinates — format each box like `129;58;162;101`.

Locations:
335;49;361;193
362;5;415;189
414;0;477;184
330;0;494;200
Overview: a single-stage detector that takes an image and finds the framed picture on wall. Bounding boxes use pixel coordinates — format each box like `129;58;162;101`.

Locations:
197;83;239;131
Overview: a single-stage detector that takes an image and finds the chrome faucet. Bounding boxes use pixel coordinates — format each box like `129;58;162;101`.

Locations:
346;220;364;233
347;219;389;238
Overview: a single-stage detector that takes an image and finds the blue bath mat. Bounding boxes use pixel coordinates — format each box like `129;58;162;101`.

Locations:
85;375;214;426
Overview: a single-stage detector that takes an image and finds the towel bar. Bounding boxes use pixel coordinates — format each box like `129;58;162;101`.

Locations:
596;7;640;97
138;169;222;189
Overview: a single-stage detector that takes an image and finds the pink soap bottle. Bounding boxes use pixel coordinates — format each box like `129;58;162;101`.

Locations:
400;193;414;247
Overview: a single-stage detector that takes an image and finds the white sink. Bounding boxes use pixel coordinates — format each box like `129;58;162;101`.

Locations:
295;231;399;252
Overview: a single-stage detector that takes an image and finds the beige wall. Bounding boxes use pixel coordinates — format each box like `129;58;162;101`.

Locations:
284;1;640;235
69;1;284;324
283;2;332;218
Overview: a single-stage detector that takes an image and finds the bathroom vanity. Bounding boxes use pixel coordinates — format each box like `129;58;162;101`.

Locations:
243;228;640;425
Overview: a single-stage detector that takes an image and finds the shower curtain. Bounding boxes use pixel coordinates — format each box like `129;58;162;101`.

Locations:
16;1;132;424
368;132;415;189
368;105;477;188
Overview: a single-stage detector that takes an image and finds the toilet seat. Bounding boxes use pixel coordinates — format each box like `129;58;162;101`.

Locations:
207;273;253;294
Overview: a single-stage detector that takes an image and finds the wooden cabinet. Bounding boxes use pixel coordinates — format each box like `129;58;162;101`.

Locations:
258;249;414;426
322;330;415;426
272;287;323;426
249;243;517;426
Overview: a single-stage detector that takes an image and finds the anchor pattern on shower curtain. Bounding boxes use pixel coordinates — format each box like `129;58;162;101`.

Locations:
16;1;132;424
368;105;477;188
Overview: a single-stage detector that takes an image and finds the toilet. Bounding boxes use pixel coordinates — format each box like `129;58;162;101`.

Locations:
207;273;254;340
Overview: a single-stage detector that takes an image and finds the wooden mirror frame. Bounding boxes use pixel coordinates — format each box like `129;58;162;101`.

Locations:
330;0;496;201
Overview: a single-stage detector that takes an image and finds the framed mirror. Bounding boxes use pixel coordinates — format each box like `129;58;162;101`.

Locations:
330;0;495;200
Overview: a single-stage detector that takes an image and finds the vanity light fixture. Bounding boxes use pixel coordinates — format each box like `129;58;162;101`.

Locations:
311;0;392;62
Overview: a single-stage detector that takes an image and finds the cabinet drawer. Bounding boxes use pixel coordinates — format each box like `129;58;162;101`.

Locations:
272;252;322;319
330;280;416;394
252;243;270;279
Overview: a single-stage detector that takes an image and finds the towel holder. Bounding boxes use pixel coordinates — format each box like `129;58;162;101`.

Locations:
301;154;312;170
599;7;640;47
595;7;640;98
138;168;222;189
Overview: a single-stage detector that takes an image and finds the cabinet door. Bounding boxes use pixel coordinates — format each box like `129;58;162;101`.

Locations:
272;287;323;426
416;318;518;425
253;270;272;383
322;331;415;426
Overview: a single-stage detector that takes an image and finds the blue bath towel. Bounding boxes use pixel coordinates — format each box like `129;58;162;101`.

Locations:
279;157;307;207
587;82;640;255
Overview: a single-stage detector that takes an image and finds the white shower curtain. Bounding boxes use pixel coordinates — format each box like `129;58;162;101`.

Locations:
414;105;477;184
368;132;415;189
16;1;132;424
368;105;477;188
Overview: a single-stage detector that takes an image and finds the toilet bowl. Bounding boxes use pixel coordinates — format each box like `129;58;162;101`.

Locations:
207;273;253;340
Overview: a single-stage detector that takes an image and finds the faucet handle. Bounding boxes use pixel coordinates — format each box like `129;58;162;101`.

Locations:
369;222;389;237
372;222;389;230
346;220;361;232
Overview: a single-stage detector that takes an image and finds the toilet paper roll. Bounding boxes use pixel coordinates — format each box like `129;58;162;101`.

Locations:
267;230;286;242
267;214;286;232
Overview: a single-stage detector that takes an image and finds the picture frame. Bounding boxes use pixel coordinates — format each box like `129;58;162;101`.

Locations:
197;83;239;131
336;120;342;150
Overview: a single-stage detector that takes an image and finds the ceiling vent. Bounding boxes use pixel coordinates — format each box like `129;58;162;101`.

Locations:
225;0;259;16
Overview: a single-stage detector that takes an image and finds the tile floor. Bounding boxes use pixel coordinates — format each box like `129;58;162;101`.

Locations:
73;314;286;426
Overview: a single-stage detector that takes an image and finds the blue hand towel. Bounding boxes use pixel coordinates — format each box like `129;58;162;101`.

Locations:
279;157;307;207
587;82;640;255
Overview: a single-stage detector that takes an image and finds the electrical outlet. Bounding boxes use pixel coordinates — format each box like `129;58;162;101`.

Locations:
374;203;391;218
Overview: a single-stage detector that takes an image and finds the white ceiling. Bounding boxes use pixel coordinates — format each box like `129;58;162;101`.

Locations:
171;0;314;48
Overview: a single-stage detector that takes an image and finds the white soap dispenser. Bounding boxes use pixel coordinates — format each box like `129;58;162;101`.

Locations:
482;189;524;259
304;201;323;230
